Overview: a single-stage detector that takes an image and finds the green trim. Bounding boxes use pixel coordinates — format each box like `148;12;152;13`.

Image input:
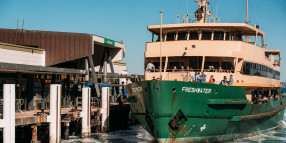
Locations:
230;104;286;121
207;99;249;104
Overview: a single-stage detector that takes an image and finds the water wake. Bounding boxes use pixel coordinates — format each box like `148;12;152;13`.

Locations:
282;120;286;128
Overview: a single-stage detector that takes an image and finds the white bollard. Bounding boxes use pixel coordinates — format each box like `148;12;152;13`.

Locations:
81;87;91;138
0;84;15;143
47;84;61;143
101;87;110;131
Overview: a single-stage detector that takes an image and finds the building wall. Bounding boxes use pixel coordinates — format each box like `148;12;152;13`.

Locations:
94;63;128;75
0;48;45;66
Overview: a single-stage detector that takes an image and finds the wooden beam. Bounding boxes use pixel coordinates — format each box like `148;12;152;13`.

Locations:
99;49;106;74
88;55;101;97
105;48;115;74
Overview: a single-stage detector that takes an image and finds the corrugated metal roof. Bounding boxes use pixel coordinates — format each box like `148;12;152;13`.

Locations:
0;29;93;66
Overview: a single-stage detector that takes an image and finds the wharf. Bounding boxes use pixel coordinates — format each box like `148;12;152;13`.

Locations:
14;108;101;126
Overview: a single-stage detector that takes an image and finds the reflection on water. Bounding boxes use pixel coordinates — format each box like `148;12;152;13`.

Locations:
63;112;286;143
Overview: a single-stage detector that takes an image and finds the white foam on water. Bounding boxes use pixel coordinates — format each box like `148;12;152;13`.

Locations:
61;137;101;143
282;121;286;128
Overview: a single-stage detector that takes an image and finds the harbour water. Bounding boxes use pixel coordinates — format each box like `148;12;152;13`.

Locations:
62;111;286;143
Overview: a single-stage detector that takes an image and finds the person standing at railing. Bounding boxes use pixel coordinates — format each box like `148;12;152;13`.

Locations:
180;66;185;72
200;71;207;83
191;72;197;82
172;66;177;72
135;75;141;82
228;75;234;86
186;66;190;72
209;75;215;84
220;76;228;86
146;61;155;72
196;72;201;82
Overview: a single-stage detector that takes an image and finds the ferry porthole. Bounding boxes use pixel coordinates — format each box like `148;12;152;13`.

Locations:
215;90;218;94
155;87;160;92
172;88;176;92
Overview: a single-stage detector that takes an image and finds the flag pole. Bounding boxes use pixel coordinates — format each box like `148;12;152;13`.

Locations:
160;11;163;80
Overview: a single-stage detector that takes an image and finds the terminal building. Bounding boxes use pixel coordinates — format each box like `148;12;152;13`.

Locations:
0;28;130;142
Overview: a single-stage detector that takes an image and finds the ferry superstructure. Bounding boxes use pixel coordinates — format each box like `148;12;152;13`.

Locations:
126;0;286;142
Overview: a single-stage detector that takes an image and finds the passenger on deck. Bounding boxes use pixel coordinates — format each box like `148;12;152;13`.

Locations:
228;75;234;86
220;76;228;85
196;72;201;82
252;94;259;104
146;61;155;72
209;75;215;84
172;66;177;72
218;67;223;72
200;71;207;83
126;78;132;84
186;66;190;71
207;66;212;72
191;72;198;82
135;75;141;82
180;66;185;72
131;75;135;82
151;67;155;72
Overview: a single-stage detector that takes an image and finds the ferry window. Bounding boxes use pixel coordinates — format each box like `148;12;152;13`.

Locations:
189;31;199;40
201;31;212;40
204;62;219;69
178;31;188;40
213;31;224;40
153;34;159;42
222;62;233;71
256;35;263;47
252;63;256;69
225;32;230;40
243;62;250;75
236;33;242;41
243;61;279;80
169;62;184;70
245;36;256;45
153;62;165;70
189;59;198;69
167;32;176;41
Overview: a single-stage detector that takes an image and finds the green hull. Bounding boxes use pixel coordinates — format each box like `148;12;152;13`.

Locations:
126;80;286;142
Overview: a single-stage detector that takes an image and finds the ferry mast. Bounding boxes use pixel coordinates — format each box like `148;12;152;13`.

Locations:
195;0;209;23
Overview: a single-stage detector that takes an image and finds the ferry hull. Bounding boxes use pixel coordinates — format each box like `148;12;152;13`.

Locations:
126;80;286;142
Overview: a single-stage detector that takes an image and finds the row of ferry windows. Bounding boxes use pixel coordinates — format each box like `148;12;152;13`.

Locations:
243;62;280;80
155;30;263;47
166;31;231;41
166;31;227;41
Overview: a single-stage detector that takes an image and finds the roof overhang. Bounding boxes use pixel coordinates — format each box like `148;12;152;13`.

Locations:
0;42;44;54
0;62;87;75
265;49;280;55
93;35;123;49
148;23;265;36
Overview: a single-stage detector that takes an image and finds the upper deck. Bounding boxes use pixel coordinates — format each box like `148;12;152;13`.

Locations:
144;22;280;87
148;23;264;37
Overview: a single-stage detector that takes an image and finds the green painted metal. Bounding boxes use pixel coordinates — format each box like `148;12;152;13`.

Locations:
126;80;286;142
104;38;115;46
207;99;249;104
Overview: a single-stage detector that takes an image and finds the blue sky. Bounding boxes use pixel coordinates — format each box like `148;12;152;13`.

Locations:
0;0;286;80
